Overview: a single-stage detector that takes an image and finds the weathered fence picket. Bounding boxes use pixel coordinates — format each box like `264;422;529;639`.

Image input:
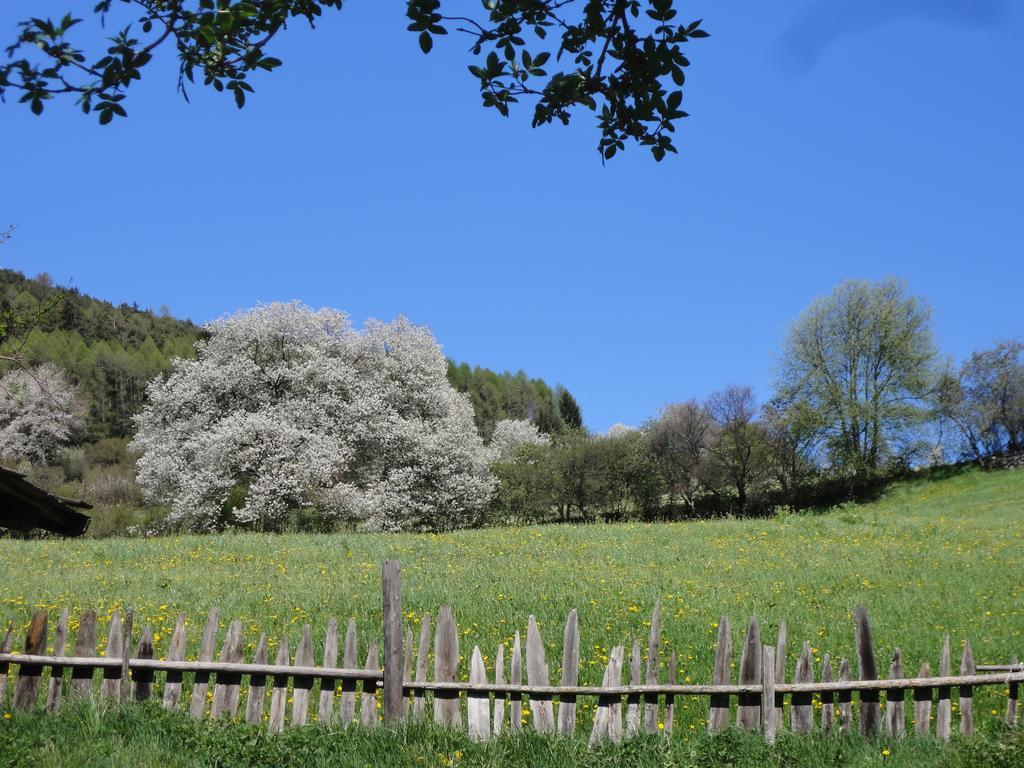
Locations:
558;609;580;736
960;640;975;736
886;648;905;738
1007;655;1019;727
210;620;243;720
245;634;268;725
162;614;186;710
13;610;46;711
467;646;489;742
291;624;314;726
70;610;96;702
527;615;555;733
0;624;13;706
708;616;730;732
644;601;660;735
340;619;358;726
914;662;932;736
625;640;642;737
133;626;155;703
736;616;761;729
318;618;339;724
854;606;881;736
791;641;813;734
44;608;68;713
937;634;952;740
99;609;121;703
820;654;834;732
0;559;1019;752
189;608;219;719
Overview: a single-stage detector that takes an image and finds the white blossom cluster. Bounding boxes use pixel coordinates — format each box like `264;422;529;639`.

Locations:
130;302;495;532
0;363;85;463
488;418;550;462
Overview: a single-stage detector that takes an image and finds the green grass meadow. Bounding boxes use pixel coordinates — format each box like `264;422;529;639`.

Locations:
2;466;1023;766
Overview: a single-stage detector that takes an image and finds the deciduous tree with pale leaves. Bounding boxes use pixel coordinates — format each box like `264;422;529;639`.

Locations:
0;363;86;464
488;418;550;462
131;302;494;532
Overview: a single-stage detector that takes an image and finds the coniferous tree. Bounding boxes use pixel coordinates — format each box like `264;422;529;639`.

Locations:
558;388;583;430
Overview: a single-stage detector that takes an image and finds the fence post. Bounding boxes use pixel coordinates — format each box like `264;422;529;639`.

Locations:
382;559;404;724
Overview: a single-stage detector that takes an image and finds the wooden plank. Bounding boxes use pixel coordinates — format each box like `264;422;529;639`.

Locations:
1007;655;1019;728
45;607;68;713
493;643;506;737
318;618;340;725
736;616;762;729
0;624;12;708
665;651;677;736
360;642;379;728
291;624;315;727
403;627;413;717
382;560;404;724
245;634;269;726
625;640;642;737
936;634;952;741
12;609;47;711
526;615;554;733
267;637;290;734
854;605;881;736
412;614;430;721
162;614;187;710
774;619;787;726
913;661;932;737
132;626;155;702
791;641;814;734
70;610;97;702
761;644;777;744
886;647;905;738
557;609;580;736
210;620;244;720
838;658;852;733
189;608;220;719
959;640;975;736
510;631;522;732
433;606;461;728
589;645;624;747
708;615;731;732
644;600;661;734
820;654;835;732
100;609;123;702
119;608;133;703
467;646;490;741
340;619;358;726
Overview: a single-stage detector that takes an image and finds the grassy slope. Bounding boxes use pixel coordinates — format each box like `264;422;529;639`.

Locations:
1;467;1023;765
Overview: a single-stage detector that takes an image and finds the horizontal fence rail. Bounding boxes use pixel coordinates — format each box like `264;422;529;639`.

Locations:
0;560;1020;745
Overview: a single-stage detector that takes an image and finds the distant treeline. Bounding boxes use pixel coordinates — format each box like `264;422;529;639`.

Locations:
447;361;582;439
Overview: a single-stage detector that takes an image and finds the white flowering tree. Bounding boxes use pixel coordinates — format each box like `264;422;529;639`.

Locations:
131;303;494;532
0;363;85;463
488;419;550;462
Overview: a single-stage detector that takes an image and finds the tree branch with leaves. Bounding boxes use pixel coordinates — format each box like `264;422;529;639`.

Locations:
2;0;707;160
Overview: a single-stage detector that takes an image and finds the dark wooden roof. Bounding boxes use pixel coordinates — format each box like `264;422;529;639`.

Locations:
0;466;91;536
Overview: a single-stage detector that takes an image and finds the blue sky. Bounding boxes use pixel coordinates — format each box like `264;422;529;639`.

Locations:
2;1;1022;432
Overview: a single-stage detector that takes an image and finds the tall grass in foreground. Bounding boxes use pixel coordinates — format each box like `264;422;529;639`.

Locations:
2;702;1024;768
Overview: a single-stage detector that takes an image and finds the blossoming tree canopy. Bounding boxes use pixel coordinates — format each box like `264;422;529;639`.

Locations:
130;302;494;532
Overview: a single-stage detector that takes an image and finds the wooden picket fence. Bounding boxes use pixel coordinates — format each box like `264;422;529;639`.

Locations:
1;560;1021;745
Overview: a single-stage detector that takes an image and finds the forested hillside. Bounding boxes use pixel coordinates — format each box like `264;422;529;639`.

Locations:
1;268;202;439
1;268;579;445
447;361;580;438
